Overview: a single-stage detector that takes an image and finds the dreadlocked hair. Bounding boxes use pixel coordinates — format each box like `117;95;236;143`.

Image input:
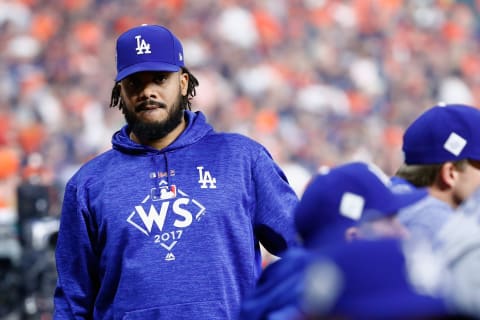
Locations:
110;82;122;110
109;67;199;111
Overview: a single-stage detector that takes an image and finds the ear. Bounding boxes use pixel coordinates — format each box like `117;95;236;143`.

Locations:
438;162;459;189
180;72;189;96
345;227;360;242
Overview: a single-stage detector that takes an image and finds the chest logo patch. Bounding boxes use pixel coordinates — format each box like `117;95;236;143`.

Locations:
126;185;206;261
197;166;217;189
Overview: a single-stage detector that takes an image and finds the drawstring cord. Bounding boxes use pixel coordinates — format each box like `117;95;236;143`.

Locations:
151;152;176;200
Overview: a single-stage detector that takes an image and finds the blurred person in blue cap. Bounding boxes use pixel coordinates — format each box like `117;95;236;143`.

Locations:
395;103;480;242
393;103;480;319
301;239;469;320
239;161;429;320
294;162;427;248
53;24;299;320
428;186;480;318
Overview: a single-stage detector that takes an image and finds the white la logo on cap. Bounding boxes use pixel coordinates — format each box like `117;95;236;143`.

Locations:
340;192;364;220
443;132;467;156
135;35;151;55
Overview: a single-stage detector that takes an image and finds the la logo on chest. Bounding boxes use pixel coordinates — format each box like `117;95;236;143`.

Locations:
197;166;216;189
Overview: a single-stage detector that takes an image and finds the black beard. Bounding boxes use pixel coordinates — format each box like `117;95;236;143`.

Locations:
123;97;185;143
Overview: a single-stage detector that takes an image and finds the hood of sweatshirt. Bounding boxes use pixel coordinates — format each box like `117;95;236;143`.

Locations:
111;110;214;155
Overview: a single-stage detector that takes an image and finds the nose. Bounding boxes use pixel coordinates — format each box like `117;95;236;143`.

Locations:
139;81;159;100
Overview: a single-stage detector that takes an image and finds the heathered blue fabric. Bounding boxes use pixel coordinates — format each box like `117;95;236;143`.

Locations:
53;110;299;319
397;195;454;242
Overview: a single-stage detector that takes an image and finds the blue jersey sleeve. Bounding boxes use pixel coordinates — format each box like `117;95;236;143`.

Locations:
54;180;99;319
252;148;300;256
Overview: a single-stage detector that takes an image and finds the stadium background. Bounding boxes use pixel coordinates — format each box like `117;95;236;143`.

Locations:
0;0;479;318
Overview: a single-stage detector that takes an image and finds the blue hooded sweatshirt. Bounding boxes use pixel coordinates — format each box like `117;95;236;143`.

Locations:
53;111;299;319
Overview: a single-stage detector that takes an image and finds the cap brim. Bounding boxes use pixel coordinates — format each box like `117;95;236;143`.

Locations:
115;61;181;81
386;188;428;214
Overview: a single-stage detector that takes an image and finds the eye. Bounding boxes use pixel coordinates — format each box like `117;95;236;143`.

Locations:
153;73;168;83
124;77;141;90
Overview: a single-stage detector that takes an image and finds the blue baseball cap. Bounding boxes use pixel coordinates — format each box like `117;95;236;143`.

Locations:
303;239;450;319
115;24;184;81
403;103;480;165
294;162;427;248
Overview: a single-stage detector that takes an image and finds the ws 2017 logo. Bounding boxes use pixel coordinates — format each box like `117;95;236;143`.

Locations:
127;188;205;261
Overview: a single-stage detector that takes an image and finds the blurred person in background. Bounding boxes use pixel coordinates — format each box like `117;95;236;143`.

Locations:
53;24;298;320
300;238;469;320
16;152;60;318
395;104;480;242
239;161;430;319
390;104;480;319
428;183;480;318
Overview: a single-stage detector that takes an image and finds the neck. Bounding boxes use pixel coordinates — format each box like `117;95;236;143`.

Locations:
427;186;458;209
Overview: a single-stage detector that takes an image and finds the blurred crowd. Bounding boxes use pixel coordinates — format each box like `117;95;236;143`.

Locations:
1;0;480;317
1;0;480;219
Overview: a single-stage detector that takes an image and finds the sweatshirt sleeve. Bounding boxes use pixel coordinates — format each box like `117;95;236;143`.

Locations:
252;148;300;256
54;180;99;319
239;249;309;320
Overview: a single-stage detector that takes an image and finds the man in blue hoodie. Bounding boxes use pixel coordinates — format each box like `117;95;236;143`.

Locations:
53;24;299;320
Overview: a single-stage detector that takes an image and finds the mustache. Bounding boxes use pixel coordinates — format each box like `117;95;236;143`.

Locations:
135;99;167;112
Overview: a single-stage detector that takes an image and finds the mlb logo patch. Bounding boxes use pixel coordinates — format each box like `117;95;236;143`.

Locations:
443;132;467;156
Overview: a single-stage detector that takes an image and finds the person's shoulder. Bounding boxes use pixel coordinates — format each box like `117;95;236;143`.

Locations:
192;111;264;148
419;196;454;214
398;195;453;221
68;149;117;183
206;131;266;151
210;130;258;142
